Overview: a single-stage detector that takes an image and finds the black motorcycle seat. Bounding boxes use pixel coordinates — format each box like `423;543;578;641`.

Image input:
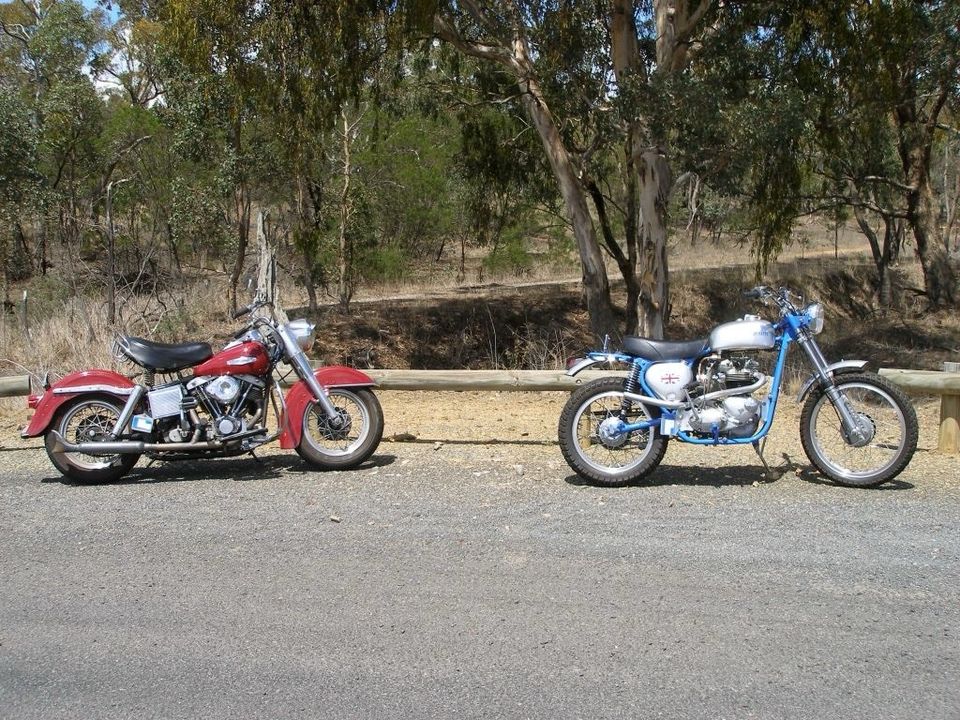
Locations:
621;336;709;361
117;336;213;372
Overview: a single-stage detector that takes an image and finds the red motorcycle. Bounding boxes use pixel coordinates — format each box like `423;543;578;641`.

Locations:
22;300;383;483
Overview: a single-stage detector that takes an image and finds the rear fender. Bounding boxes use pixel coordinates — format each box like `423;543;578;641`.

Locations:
279;366;375;449
566;357;603;376
795;361;869;404
22;370;136;438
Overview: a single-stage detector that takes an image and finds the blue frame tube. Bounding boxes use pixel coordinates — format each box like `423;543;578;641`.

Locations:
613;326;796;445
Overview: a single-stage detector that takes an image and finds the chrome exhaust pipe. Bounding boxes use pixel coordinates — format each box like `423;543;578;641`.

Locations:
621;374;769;409
50;431;223;455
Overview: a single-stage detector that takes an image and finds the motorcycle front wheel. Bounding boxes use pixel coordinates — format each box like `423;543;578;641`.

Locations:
558;377;667;487
45;395;140;484
296;388;384;470
800;373;918;487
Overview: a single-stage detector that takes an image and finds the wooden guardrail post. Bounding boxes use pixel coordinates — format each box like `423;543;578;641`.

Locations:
940;362;959;454
880;367;960;454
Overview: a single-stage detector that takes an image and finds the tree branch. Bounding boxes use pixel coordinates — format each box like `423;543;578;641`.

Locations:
460;0;504;42
0;19;30;45
860;175;917;193
16;0;39;22
433;14;515;68
585;179;629;268
675;0;713;44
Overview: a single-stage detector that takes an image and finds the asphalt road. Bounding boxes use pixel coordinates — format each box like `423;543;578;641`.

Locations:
1;440;958;720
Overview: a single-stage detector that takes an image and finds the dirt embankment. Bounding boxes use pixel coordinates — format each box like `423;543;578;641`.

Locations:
311;257;959;374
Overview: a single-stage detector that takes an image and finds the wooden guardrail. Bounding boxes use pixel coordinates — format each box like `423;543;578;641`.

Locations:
0;375;30;399
879;367;960;454
363;369;619;391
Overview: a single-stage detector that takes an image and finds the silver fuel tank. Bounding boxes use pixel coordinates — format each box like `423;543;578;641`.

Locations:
709;316;776;352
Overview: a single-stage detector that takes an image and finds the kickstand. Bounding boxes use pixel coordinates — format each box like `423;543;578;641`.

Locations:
752;439;779;481
248;448;264;464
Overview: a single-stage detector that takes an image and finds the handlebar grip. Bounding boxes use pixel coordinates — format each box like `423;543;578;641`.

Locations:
742;288;763;299
232;305;251;320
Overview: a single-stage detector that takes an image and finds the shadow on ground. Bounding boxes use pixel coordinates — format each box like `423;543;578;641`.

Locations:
40;453;397;486
563;451;915;490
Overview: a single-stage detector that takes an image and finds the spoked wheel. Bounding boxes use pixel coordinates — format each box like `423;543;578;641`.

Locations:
558;377;667;487
45;395;140;484
800;373;918;487
296;388;384;470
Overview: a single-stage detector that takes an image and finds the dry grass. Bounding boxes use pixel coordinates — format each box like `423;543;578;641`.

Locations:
1;218;956;383
0;279;232;385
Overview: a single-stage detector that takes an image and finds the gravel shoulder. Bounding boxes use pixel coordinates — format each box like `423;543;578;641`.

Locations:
1;391;958;719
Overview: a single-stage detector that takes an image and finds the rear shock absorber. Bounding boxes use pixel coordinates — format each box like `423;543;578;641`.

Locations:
620;361;642;417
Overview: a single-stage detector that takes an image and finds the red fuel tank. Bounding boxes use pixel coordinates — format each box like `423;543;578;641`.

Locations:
193;341;270;377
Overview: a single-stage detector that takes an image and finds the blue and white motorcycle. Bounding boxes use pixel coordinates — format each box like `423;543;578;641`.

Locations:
559;286;918;488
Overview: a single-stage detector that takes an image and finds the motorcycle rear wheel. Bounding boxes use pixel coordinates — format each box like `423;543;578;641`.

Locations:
800;373;918;487
558;377;667;487
296;388;384;470
45;395;140;484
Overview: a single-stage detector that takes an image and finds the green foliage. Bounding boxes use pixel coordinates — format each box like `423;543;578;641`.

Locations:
483;229;533;277
0;88;40;212
358;110;462;257
361;244;409;284
168;177;231;257
2;0;958;331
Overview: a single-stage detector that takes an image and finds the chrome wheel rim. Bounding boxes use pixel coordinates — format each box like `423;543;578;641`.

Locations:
809;383;907;482
572;391;655;475
302;390;370;457
59;400;123;470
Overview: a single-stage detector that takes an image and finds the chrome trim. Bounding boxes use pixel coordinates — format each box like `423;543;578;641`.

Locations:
796;361;869;403
226;356;257;366
186;376;211;390
111;385;147;438
52;385;136;396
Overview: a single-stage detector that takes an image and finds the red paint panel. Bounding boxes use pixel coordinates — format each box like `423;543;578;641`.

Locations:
193;341;270;377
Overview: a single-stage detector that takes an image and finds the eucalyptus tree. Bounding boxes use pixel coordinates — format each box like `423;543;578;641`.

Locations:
0;86;40;304
159;0;407;311
430;1;717;339
0;0;112;275
750;1;960;306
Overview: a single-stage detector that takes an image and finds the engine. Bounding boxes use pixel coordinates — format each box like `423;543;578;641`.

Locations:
143;375;267;444
677;353;767;438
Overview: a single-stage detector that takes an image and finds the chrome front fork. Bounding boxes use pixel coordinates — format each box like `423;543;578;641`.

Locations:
278;326;340;421
798;334;870;445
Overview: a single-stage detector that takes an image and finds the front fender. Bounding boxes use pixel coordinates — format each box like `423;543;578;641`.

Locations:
279;366;375;449
796;361;870;404
22;370;136;438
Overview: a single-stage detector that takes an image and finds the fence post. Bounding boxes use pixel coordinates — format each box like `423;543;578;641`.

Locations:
19;290;29;340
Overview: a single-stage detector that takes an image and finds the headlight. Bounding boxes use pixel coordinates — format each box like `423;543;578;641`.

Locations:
805;303;824;335
284;319;316;352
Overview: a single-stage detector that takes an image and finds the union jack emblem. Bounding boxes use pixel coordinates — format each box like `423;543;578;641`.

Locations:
662;372;680;384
